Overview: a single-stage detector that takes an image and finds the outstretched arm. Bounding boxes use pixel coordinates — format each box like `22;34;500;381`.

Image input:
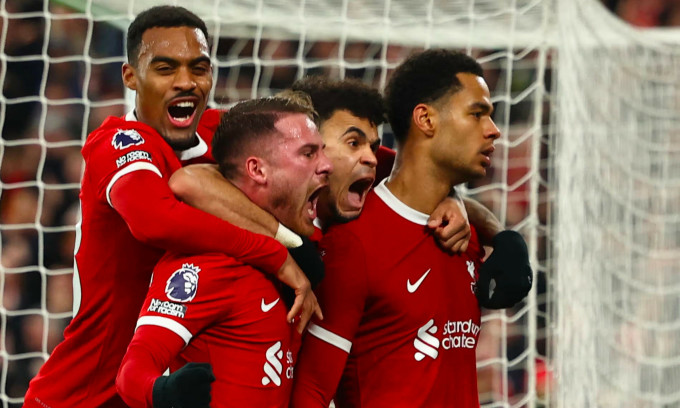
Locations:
110;170;319;328
170;164;301;247
168;164;323;330
110;170;287;273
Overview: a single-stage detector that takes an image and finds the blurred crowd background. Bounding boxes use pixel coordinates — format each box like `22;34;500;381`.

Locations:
1;0;678;406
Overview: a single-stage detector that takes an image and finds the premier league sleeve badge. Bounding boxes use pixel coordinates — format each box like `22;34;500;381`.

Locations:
165;263;201;302
112;128;145;149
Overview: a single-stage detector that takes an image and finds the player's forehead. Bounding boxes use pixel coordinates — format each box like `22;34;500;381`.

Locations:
275;113;320;142
321;110;379;144
450;73;492;109
137;26;209;63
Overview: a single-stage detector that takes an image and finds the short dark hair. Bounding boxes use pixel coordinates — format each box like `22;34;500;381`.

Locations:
212;95;318;179
126;6;209;66
385;49;484;144
290;76;386;128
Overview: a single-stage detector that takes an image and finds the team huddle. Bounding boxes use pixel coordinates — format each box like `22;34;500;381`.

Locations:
23;5;532;408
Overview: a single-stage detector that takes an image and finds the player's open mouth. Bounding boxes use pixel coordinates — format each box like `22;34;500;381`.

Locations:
306;186;324;220
167;99;198;128
347;176;374;208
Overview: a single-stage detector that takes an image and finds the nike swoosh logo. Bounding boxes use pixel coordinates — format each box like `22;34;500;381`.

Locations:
407;269;431;293
261;297;280;312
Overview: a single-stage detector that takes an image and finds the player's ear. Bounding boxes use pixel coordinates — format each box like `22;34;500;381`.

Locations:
412;103;436;137
122;63;138;91
245;157;267;184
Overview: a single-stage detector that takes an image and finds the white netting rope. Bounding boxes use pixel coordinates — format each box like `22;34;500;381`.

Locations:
554;0;680;406
0;0;557;407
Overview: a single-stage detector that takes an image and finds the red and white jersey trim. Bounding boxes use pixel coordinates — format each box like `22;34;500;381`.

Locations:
136;315;193;345
177;138;209;161
307;322;352;353
373;180;430;225
106;162;162;206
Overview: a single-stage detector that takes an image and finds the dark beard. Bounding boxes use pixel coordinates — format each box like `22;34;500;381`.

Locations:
329;203;360;225
168;135;200;151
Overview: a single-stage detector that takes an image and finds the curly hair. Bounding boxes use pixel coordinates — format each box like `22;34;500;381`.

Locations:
384;49;483;144
127;6;209;66
290;76;386;127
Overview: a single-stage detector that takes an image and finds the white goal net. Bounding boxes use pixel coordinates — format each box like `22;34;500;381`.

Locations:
554;0;680;407
0;0;678;407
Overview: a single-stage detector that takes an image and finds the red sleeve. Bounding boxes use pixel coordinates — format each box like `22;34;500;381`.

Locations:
291;227;368;406
116;325;185;408
375;145;395;185
110;170;287;274
291;335;350;407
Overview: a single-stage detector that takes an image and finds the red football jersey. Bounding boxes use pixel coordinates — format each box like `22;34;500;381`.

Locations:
309;224;323;246
292;180;484;408
25;110;287;408
374;145;395;186
117;252;300;408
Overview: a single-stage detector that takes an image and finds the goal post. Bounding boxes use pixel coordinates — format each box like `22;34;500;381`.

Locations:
554;0;680;406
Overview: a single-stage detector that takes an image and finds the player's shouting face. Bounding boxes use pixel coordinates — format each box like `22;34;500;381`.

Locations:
267;113;333;237
123;26;212;150
317;110;379;224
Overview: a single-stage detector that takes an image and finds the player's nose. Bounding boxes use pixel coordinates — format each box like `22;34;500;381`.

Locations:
317;149;333;176
361;146;378;168
173;67;197;91
486;118;501;140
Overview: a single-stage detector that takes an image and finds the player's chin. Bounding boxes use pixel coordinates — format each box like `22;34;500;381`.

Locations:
294;217;315;237
163;128;200;150
336;204;362;222
470;162;489;178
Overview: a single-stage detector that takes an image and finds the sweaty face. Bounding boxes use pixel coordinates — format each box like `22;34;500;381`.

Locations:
317;110;379;225
432;73;500;184
267;114;333;237
123;26;212;150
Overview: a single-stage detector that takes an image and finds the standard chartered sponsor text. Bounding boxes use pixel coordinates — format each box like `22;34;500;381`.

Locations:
441;319;480;349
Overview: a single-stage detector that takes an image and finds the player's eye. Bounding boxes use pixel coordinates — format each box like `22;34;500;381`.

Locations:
192;64;210;75
156;65;173;74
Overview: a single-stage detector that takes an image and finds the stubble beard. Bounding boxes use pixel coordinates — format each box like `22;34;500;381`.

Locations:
166;134;199;151
329;202;360;225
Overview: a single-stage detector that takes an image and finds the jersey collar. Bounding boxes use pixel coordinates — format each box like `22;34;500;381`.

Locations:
373;179;429;226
